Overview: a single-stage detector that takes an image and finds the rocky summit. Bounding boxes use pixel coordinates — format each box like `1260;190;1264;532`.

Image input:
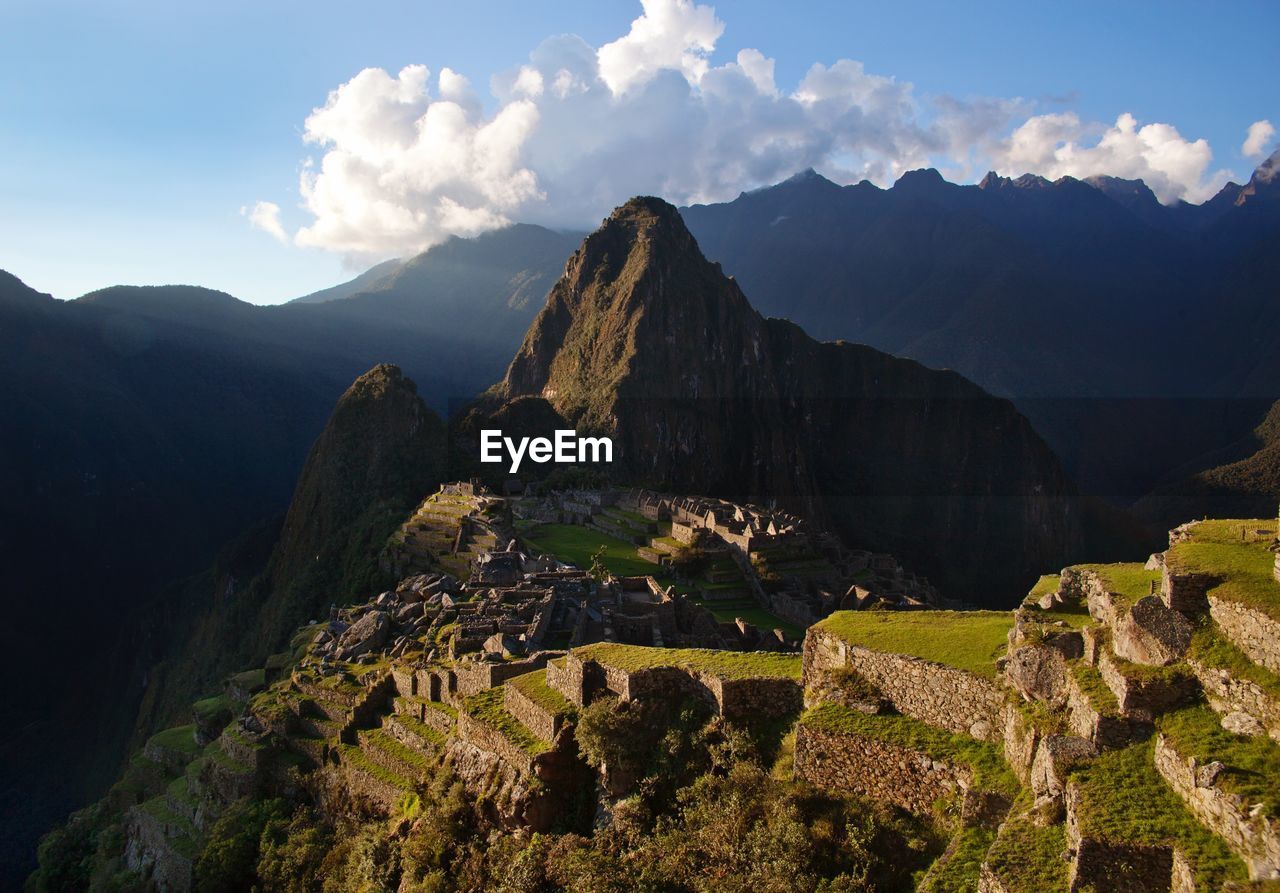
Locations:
485;196;1083;603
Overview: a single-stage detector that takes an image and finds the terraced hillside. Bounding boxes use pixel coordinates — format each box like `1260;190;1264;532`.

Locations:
32;517;1280;892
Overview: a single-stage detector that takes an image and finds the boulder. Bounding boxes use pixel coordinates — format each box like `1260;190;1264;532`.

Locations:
336;610;391;659
1221;711;1266;737
1006;644;1070;706
1112;596;1193;666
1031;735;1097;798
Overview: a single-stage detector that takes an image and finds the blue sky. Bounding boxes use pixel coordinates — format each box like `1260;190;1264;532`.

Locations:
1;0;1275;304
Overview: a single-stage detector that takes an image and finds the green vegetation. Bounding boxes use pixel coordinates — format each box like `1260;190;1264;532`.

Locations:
1160;704;1280;817
689;596;805;639
574;642;802;680
147;725;199;756
1076;562;1161;606
982;805;1068;892
365;728;433;774
522;523;661;578
1166;518;1280;620
917;825;995;893
800;704;1020;795
1188;619;1280;701
1070;661;1121;716
463;687;549;755
1070;740;1247;891
337;743;413;790
816;610;1012;678
193;798;287;892
394;713;447;748
1022;573;1093;629
509;669;577;718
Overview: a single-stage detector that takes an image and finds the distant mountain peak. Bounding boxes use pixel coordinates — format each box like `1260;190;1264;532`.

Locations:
1237;148;1280;205
892;167;947;192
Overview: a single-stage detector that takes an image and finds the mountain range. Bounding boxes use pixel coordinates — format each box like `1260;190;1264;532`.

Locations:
2;152;1279;883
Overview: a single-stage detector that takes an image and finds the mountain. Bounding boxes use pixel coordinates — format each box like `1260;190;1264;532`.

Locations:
291;257;404;304
1134;398;1280;529
482;197;1087;602
679;152;1280;505
126;364;447;746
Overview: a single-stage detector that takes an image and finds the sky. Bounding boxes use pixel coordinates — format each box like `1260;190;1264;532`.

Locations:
1;0;1276;305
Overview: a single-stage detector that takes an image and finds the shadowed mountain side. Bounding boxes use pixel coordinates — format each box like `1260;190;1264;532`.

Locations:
1135;399;1280;530
481;196;1089;603
128;365;447;749
679;152;1280;504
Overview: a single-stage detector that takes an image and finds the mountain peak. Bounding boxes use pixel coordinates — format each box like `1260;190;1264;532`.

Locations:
1237;148;1280;205
892;167;947;193
496;196;757;426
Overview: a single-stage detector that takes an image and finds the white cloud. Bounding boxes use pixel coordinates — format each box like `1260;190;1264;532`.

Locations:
292;64;541;257
1243;120;1275;158
258;0;1253;258
241;201;287;242
995;112;1230;203
597;0;723;95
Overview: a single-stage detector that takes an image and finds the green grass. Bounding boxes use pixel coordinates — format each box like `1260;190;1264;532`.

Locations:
464;687;549;755
1069;739;1247;891
1166;519;1280;620
1021;574;1093;629
1188;620;1280;701
801;704;1020;795
422;699;458;719
917;825;995;893
692;599;805;639
337;743;413;790
1070;662;1121;717
137;795;200;859
393;713;447;748
1076;562;1161;606
509;669;576;717
147;725;199;755
1026;574;1061;603
365;728;433;773
816;611;1013;679
522;523;672;579
982;804;1068;892
1160;704;1280;818
573;642;802;680
192;694;231;720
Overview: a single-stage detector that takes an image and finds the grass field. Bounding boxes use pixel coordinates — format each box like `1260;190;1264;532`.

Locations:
816;611;1013;678
1166;519;1280;620
573;642;802;680
1070;740;1246;891
522;523;663;577
524;522;804;635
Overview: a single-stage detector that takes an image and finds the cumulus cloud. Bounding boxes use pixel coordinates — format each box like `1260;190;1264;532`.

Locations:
241;201;287;242
1243;120;1275;158
253;0;1252;257
995;112;1230;203
597;0;723;94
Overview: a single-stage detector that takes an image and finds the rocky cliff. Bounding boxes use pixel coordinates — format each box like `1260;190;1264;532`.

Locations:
487;197;1083;602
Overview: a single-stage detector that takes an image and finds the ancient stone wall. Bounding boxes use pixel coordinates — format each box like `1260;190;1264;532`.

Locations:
1153;733;1280;879
804;628;1005;743
1210;597;1280;675
794;723;974;816
456;710;535;776
1187;658;1280;743
504;684;564;743
1161;567;1216;617
715;675;803;721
